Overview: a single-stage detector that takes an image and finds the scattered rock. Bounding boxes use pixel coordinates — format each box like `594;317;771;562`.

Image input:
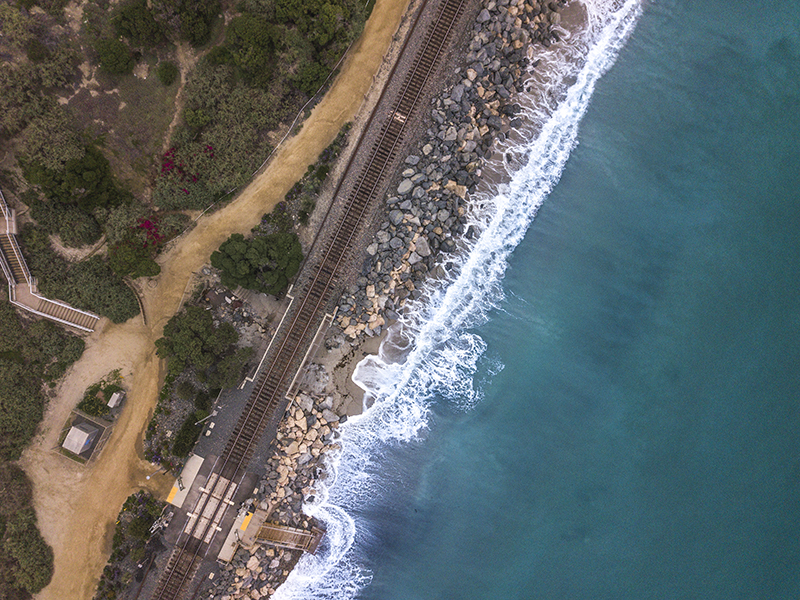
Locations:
397;179;414;195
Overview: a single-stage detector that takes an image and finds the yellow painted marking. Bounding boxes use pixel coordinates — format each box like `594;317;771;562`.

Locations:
167;486;178;503
240;512;253;531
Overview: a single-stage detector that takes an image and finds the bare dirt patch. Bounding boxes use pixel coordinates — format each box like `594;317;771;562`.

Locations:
20;0;413;597
49;234;107;263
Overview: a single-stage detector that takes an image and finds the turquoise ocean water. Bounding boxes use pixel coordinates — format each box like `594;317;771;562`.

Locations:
276;1;800;598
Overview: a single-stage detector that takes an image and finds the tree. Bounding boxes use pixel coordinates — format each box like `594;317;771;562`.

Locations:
210;232;303;296
25;145;127;212
151;0;220;47
293;61;328;96
210;347;255;389
156;61;179;86
155;305;253;391
225;14;282;87
113;0;165;47
95;38;135;75
155;306;239;376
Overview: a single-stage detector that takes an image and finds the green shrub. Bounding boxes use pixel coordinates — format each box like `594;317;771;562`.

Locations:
77;393;109;417
19;226;141;323
30;199;103;248
113;0;165;47
95;38;135;75
1;509;53;594
108;238;161;279
25;39;49;63
172;412;205;457
77;379;123;417
56;257;140;323
176;380;195;400
95;491;164;600
211;232;302;296
0;300;85;460
194;391;211;411
225;14;282;87
156;61;179;86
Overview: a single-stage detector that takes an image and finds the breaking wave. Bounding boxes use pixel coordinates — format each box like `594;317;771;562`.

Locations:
273;0;642;597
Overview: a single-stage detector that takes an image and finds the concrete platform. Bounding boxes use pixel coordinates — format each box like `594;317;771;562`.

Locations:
161;453;260;561
166;454;205;509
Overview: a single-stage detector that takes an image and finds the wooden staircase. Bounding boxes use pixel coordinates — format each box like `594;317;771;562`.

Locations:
1;190;101;332
0;232;27;284
36;297;100;331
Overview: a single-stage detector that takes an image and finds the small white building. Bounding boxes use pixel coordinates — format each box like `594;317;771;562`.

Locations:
107;390;125;409
62;422;99;455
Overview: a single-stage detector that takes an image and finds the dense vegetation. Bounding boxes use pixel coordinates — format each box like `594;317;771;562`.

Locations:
19;226;140;323
147;305;253;464
0;298;82;598
0;298;85;461
94;491;165;600
76;372;123;418
155;305;253;389
152;0;369;210
1;0;369;325
0;464;54;600
210;232;303;296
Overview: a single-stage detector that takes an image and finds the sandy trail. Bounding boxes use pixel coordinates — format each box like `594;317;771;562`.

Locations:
19;0;411;597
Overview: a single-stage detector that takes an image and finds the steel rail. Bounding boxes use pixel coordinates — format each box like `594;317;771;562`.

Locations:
150;0;468;595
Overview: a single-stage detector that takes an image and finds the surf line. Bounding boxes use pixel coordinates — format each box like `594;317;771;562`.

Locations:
273;0;643;598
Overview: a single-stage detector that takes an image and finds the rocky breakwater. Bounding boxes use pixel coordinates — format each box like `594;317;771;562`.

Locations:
211;391;344;599
207;1;566;597
335;0;566;339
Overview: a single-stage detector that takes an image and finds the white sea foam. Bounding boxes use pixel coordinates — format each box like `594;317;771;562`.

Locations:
272;1;642;597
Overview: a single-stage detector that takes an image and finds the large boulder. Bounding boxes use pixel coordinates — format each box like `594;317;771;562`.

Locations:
397;179;414;195
414;236;431;257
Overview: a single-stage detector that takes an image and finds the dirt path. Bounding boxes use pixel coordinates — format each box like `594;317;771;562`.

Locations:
19;0;411;597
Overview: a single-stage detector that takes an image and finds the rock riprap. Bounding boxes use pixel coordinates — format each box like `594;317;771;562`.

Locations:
335;0;566;339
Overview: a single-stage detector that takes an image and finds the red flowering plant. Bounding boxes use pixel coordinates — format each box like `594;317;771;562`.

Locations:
154;144;218;210
135;216;165;248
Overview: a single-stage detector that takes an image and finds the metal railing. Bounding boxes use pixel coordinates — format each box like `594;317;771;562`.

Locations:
0;190;33;286
0;189;99;331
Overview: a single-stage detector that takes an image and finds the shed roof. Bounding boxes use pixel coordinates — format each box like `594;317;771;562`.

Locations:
107;391;124;408
62;422;99;455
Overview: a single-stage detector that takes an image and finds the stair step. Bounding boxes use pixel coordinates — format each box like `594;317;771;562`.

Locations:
2;229;98;331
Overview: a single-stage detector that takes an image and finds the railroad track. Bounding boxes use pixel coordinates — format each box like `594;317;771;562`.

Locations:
150;0;468;596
